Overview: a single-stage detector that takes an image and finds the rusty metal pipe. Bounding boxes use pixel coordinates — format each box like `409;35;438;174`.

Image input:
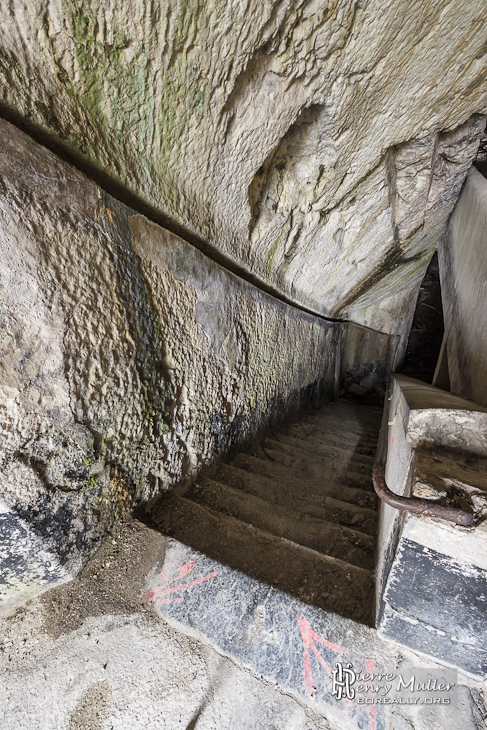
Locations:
373;387;477;527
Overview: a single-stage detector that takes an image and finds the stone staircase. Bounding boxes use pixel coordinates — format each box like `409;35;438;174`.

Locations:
149;399;382;625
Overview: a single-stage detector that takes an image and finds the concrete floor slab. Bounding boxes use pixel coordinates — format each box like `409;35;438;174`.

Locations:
1;520;486;730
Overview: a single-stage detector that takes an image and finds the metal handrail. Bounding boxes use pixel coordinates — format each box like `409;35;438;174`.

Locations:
372;385;478;527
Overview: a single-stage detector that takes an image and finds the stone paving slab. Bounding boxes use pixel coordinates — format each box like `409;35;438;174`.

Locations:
379;603;487;680
145;539;401;730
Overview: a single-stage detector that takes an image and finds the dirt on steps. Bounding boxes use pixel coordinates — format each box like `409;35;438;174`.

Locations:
186;478;375;569
150;491;375;625
148;398;383;626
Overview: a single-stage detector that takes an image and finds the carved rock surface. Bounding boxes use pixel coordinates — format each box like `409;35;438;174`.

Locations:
0;1;486;324
0;119;338;609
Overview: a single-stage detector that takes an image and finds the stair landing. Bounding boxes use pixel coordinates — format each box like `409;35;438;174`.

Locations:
143;537;392;730
144;400;454;728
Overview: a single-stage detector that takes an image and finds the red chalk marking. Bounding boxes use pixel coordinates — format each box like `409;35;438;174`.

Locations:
296;616;347;700
365;659;377;730
176;560;195;580
148;570;220;599
297;616;347;653
142;554;220;605
158;554;193;583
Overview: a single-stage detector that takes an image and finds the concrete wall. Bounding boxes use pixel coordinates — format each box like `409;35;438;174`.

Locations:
0;119;339;613
439;167;487;407
376;375;487;676
377;375;487;613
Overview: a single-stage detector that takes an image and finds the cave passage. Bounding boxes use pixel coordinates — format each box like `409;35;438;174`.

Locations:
400;252;446;385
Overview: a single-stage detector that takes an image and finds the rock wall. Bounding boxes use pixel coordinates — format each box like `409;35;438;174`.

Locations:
0;0;486;330
0;119;338;611
439;167;487;407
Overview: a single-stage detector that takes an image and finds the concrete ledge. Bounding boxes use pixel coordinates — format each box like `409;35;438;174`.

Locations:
392;374;487;413
376;375;487;678
384;536;487;653
438;166;487;408
379;603;487;680
145;539;393;730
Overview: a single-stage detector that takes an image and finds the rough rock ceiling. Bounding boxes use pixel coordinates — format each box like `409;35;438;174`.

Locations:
1;0;486;325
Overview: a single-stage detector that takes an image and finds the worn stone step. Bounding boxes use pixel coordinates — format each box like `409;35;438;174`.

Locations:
146;538;400;730
186;478;375;568
282;428;378;454
275;429;376;463
292;411;380;436
257;437;374;469
150;492;374;624
194;475;378;535
301;497;378;534
279;410;379;433
291;416;379;438
282;420;378;443
258;433;375;460
288;423;379;449
255;443;376;491
304;403;381;423
311;401;382;419
229;451;376;497
215;462;378;511
300;411;381;431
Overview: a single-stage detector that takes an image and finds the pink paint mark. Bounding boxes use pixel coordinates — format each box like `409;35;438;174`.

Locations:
142;554;219;606
365;659;377;730
176;560;195;580
147;570;220;600
296;616;347;700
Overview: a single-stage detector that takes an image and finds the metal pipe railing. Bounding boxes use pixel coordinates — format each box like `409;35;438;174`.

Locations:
372;385;478;527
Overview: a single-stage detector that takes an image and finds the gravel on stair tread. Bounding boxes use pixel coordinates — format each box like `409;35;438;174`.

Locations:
275;429;377;458
311;403;382;418
186;479;375;569
260;436;375;466
150;491;374;625
309;408;381;422
257;439;375;468
193;476;378;535
293;419;380;439
284;430;378;450
229;452;376;495
215;462;378;510
303;407;381;423
281;432;378;453
284;422;379;439
300;414;381;430
252;444;376;487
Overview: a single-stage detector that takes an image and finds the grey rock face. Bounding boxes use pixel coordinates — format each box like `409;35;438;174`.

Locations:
0;1;485;328
0;119;338;612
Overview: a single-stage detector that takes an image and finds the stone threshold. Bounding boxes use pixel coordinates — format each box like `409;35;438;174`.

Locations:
143;538;460;730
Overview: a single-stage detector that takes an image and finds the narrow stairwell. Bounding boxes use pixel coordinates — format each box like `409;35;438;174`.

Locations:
149;399;382;626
